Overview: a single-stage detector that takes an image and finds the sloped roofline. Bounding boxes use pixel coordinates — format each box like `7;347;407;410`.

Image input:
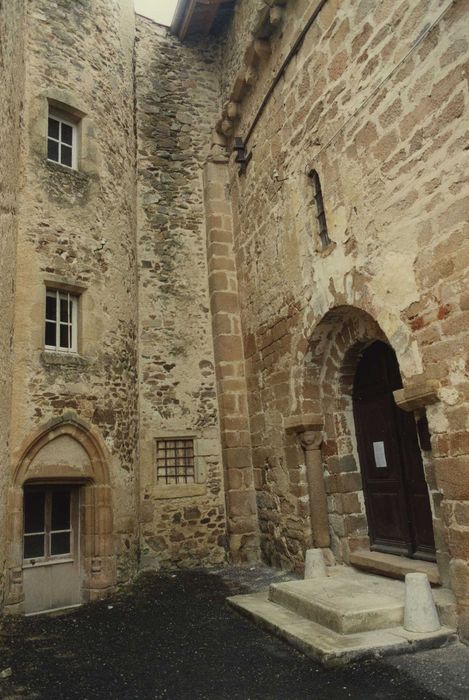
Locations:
171;0;229;40
170;0;189;36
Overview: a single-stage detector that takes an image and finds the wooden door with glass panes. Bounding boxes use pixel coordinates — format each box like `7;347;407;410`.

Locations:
23;486;82;614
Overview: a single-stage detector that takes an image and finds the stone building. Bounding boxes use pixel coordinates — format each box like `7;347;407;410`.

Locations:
1;0;468;643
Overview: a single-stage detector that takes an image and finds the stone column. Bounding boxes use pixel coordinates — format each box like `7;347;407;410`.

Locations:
285;415;330;549
4;486;25;611
203;158;260;563
83;484;116;601
299;430;330;548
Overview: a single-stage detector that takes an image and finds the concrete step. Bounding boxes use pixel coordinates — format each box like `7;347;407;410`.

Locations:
268;572;457;634
350;550;441;585
228;591;457;668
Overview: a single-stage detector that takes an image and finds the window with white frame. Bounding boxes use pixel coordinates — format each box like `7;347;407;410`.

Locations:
47;109;77;169
23;486;75;564
45;289;78;353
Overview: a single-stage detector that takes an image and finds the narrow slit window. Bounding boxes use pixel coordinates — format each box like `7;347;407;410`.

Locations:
45;289;78;353
309;170;331;249
47;109;77;169
156;438;195;484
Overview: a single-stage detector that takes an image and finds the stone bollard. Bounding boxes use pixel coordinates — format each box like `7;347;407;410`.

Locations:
404;573;441;633
304;548;327;579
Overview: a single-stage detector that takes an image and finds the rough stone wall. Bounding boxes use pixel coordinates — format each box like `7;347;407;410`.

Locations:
218;0;268;100
9;0;139;585
216;0;469;619
0;0;26;602
135;19;227;568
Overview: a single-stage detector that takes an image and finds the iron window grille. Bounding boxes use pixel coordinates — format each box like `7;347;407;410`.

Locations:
47;109;77;169
309;169;331;249
45;288;78;353
156;438;195;484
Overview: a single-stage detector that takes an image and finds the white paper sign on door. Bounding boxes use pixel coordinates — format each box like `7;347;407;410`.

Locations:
373;441;387;469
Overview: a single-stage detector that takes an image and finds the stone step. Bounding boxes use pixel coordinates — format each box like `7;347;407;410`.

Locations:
268;572;456;634
227;591;457;668
349;550;441;585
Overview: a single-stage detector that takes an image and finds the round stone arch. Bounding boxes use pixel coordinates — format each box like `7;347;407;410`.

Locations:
5;417;116;613
299;305;415;563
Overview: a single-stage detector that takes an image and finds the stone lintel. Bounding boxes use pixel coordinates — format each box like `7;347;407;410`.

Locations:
393;381;438;412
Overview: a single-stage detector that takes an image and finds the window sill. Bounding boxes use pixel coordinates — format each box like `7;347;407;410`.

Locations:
44;159;88;181
23;557;74;569
40;351;89;368
153;484;207;500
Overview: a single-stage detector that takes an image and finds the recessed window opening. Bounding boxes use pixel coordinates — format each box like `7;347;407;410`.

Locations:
48;109;77;169
45;288;78;353
23;487;73;563
156;438;195;484
309;169;331;249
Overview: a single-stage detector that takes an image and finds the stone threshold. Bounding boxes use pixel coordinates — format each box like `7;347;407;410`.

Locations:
227;570;456;667
349;550;441;585
228;591;456;668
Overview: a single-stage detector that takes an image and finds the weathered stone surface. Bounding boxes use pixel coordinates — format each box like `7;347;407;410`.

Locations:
0;0;26;601
1;0;469;639
135;18;226;569
216;0;469;628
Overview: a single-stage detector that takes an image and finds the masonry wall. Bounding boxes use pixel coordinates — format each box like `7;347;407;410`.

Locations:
9;0;140;588
215;0;469;629
0;0;26;601
135;19;227;568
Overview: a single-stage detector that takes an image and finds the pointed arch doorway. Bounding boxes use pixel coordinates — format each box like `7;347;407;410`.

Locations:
6;419;116;615
353;341;435;561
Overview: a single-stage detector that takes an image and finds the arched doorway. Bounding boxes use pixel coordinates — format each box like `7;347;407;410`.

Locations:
353;341;435;561
6;419;115;614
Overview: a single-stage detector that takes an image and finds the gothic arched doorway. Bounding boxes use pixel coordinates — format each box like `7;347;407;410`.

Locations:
353;341;435;561
6;419;115;614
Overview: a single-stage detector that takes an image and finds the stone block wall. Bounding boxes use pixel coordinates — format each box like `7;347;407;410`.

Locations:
215;0;469;628
9;0;140;588
204;160;260;562
135;19;227;568
0;0;26;598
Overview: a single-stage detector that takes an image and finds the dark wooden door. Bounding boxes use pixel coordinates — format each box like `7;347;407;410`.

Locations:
353;341;435;561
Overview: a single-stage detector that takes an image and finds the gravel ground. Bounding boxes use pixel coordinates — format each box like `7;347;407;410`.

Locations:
0;565;468;700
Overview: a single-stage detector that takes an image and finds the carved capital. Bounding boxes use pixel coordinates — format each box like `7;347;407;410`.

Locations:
245;66;258;87
220;118;234;136
284;413;324;435
254;39;271;60
299;430;323;451
91;557;102;573
226;101;240;119
270;6;284;26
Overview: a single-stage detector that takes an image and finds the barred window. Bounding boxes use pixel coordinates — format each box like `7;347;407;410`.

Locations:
156;438;195;484
309;169;331;249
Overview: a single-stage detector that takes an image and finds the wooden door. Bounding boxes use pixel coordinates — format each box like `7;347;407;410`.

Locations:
353;341;435;560
23;485;82;614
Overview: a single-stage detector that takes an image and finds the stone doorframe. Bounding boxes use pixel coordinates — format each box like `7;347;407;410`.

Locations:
290;305;449;581
5;416;115;613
